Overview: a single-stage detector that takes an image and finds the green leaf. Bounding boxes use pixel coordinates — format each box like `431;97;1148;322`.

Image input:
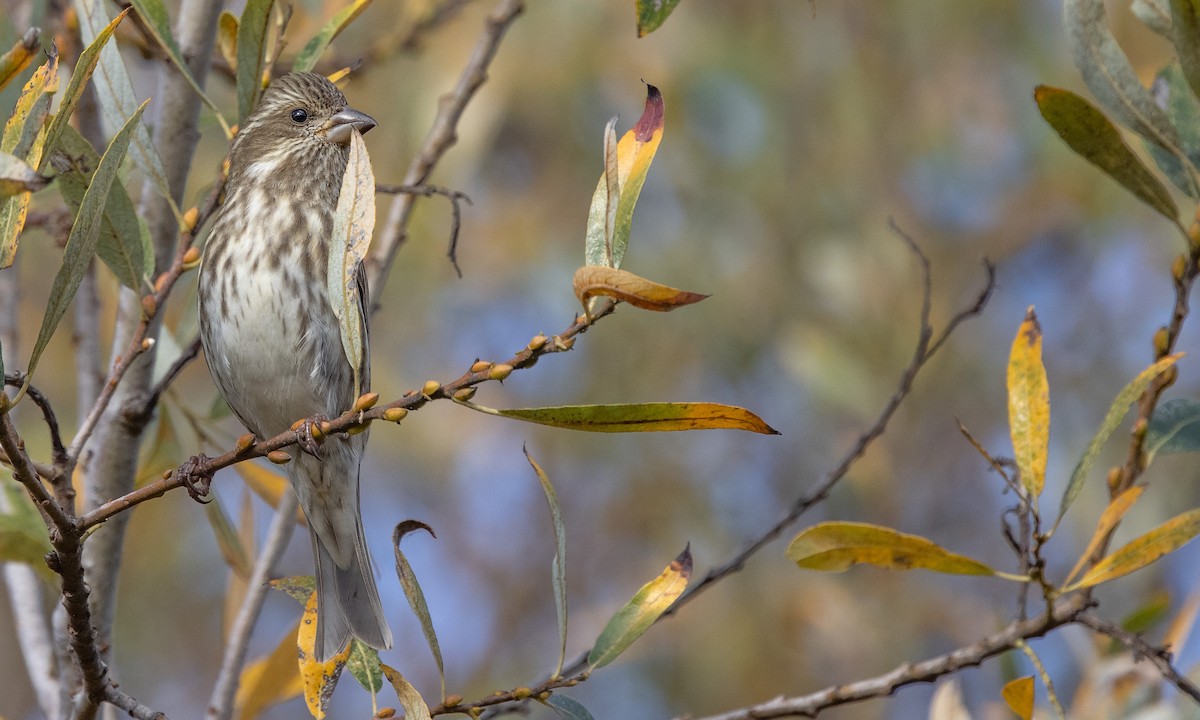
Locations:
1145;397;1200;460
41;7;129;171
268;575;316;604
380;664;432;720
1120;589;1172;634
391;521;444;697
237;0;276;121
1071;507;1200;589
636;0;683;36
346;639;383;695
1170;0;1200;101
1056;354;1180;529
466;402;779;435
786;522;996;576
1034;85;1179;221
542;694;596;720
292;0;374;73
0;151;48;196
525;447;567;678
0;483;53;581
49;123;149;290
1007;307;1050;500
587;545;691;669
327;129;374;397
27;99;148;377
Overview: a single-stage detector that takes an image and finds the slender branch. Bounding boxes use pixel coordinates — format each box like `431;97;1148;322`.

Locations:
1075;612;1200;704
206;489;299;720
677;596;1090;720
375;183;471;277
103;686;168;720
3;373;67;467
140;335;202;415
368;0;525;290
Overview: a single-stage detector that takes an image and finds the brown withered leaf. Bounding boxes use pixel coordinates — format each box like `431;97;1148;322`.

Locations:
573;265;707;316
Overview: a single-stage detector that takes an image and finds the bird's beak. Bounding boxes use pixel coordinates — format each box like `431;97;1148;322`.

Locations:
322;107;377;146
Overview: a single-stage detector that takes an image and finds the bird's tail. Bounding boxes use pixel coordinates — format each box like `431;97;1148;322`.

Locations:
312;520;392;661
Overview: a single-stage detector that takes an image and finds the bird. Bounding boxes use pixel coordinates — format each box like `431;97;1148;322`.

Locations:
197;72;392;661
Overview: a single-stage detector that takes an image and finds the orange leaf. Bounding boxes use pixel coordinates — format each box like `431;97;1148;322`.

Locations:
573;266;707;315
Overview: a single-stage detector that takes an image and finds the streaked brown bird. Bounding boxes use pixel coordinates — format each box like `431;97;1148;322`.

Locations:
198;72;391;660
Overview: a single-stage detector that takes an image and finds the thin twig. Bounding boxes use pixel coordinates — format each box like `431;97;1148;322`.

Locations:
375;183;471;277
1076;612;1200;705
104;686;168;720
140;335;202;415
3;373;67;467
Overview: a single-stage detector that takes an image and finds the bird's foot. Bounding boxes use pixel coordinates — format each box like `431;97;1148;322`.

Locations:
294;415;328;459
177;454;214;503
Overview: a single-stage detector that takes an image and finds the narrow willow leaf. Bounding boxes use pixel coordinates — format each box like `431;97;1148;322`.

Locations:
50;123;148;290
237;0;276;121
1145;397;1200;460
466;401;779;435
572;265;708;316
1007;307;1050;500
1056;354;1180;528
292;0;374;73
268;575;316;605
1148;63;1200;199
0;29;39;92
1171;0;1200;101
235;461;308;526
584;85;665;269
1066;0;1195;195
587;545;691;669
392;521;445;696
1135;0;1173;36
0;53;58;268
786;522;996;576
543;694;596;720
1001;676;1035;720
603;117;619;265
75;0;174;206
1120;589;1172;634
204;493;252;579
297;592;350;719
40;8;128;172
637;0;683;36
928;679;971;720
346;639;383;695
1064;486;1145;587
525;447;568;678
0;152;47;195
380;665;432;720
234;621;305;720
1035;85;1179;220
218;11;239;70
327;129;374;397
27;99;148;377
1072;507;1200;589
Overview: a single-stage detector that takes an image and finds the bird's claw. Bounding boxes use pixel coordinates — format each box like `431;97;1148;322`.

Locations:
177;454;214;504
295;415;327;458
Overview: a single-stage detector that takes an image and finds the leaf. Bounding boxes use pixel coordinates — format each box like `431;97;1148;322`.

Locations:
75;0;174;208
269;575;316;605
218;11;240;70
928;679;972;720
0;28;40;92
0;52;58;269
1148;63;1200;198
636;0;683;36
1135;0;1173;36
1072;507;1200;589
237;0;276;121
468;401;779;435
205;492;252;579
292;0;374;73
1034;85;1179;221
27;99;148;377
1056;354;1180;527
50;123;149;290
0;152;47;196
235;461;307;526
327;129;374;397
584;84;665;269
380;664;432;720
1007;307;1050;500
392;521;444;695
587;545;691;669
298;591;350;718
1065;0;1196;194
1120;589;1172;634
572;266;708;315
525;447;567;677
1064;486;1145;588
225;490;256;641
1171;0;1200;102
786;522;996;576
0;483;53;581
1001;676;1035;720
234;621;304;720
1145;397;1200;460
345;639;383;695
542;694;596;720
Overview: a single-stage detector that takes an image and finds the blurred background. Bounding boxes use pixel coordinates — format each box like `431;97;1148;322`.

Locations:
3;0;1200;718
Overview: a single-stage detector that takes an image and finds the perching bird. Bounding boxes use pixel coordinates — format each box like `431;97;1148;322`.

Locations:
198;72;392;660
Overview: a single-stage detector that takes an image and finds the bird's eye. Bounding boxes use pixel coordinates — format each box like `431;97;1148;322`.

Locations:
290;108;308;124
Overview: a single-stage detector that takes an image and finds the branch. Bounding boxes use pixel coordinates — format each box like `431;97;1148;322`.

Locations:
375;183;471;277
1075;612;1200;704
3;373;67;468
678;596;1089;720
367;0;525;290
103;686;168;720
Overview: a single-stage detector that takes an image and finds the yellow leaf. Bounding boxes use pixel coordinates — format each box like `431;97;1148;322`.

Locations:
1074;507;1200;589
217;11;239;71
0;52;58;268
587;545;692;669
1063;486;1144;587
0;29;40;93
786;522;996;576
471;401;778;435
1001;676;1034;720
572;266;708;316
298;592;351;719
235;462;306;527
234;621;304;720
1007;307;1050;499
380;664;432;720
